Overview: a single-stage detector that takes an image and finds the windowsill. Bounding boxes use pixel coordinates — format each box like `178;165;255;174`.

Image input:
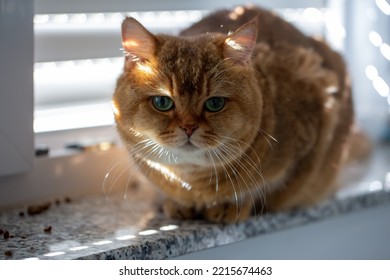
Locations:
1;185;389;260
1;144;390;260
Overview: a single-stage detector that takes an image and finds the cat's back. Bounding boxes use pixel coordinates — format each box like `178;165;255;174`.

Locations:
181;6;347;95
181;6;311;48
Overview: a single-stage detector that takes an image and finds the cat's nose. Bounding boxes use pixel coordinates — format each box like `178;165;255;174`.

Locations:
180;124;198;137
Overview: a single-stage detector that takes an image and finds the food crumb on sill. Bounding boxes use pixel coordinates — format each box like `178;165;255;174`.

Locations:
27;202;51;216
4;250;13;257
43;225;52;233
3;231;10;240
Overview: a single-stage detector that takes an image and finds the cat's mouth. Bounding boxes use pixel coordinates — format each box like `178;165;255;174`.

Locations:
180;142;198;152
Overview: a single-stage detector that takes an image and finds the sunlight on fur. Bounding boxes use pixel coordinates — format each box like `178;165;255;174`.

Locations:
135;62;155;76
225;38;243;51
124;40;139;48
111;100;120;119
145;160;192;191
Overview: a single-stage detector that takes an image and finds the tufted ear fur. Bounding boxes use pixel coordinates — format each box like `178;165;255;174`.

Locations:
223;17;258;64
121;17;157;70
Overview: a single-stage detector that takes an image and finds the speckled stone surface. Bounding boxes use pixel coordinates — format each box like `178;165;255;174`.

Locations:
0;186;389;260
1;145;390;260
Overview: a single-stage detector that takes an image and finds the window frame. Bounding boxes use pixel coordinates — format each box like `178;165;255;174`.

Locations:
0;0;34;177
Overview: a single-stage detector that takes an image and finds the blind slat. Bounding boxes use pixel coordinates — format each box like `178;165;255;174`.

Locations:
34;0;326;14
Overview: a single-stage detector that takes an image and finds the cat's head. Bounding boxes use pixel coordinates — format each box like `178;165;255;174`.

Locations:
113;17;262;166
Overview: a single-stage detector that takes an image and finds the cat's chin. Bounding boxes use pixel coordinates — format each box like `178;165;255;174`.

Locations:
179;142;198;152
157;142;211;166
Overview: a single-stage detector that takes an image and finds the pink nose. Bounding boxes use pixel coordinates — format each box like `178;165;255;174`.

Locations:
180;124;198;137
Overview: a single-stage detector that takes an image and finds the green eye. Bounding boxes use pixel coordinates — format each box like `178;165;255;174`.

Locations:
204;97;225;112
152;96;174;112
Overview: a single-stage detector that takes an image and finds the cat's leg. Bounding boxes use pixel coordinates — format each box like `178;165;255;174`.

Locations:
163;198;252;223
162;199;197;220
203;200;252;224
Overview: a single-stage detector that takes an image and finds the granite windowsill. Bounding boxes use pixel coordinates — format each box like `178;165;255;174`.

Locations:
1;145;390;260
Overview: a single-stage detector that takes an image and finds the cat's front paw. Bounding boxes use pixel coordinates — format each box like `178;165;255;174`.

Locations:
203;202;252;224
162;199;197;220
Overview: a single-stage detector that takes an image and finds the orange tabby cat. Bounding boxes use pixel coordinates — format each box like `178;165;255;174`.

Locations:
113;6;355;223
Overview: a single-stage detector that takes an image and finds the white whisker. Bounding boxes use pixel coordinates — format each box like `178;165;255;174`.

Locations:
205;148;219;197
215;135;268;216
209;147;240;220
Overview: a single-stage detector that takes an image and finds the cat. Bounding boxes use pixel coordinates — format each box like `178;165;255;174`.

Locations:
112;5;358;223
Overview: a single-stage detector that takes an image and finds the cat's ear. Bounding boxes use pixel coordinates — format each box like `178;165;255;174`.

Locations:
223;17;258;64
121;17;156;68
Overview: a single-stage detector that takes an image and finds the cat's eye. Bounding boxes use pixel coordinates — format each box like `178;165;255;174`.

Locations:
152;96;174;112
204;97;225;112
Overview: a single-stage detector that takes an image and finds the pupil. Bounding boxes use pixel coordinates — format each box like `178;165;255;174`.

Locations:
161;97;167;107
212;99;221;107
